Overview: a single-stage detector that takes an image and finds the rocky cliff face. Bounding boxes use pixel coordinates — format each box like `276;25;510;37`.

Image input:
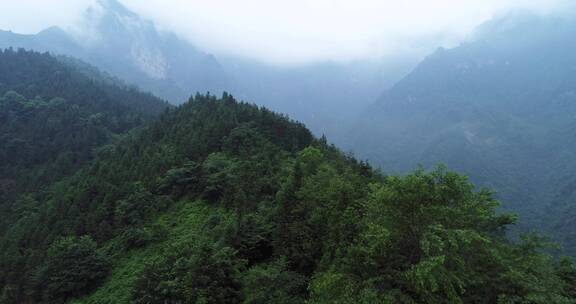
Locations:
0;0;229;103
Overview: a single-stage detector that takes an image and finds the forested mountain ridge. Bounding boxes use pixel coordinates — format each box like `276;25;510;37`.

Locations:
1;91;574;303
347;12;576;247
0;48;168;208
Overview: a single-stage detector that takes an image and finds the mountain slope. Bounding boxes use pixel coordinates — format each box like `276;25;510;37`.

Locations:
1;93;573;303
0;48;168;206
348;12;576;235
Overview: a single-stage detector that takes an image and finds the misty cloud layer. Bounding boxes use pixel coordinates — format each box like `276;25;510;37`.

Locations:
0;0;573;65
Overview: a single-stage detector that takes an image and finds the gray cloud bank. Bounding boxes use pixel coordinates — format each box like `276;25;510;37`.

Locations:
0;0;573;65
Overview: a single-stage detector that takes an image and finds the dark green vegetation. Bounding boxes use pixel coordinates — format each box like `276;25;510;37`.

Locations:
0;48;168;287
1;68;575;303
348;13;576;254
0;48;167;203
6;3;576;262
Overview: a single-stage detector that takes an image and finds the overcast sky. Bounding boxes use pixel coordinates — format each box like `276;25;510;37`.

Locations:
0;0;572;65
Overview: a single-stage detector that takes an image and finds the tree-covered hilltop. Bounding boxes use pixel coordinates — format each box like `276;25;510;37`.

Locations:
0;48;168;117
1;93;574;303
0;48;168;202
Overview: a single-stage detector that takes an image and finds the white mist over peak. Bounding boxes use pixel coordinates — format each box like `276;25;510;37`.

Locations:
0;0;573;66
117;0;573;65
66;0;172;79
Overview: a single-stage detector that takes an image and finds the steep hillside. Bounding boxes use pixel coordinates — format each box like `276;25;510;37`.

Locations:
0;48;168;205
348;12;576;237
1;94;573;303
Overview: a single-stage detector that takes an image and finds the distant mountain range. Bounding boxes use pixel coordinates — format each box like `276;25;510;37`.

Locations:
0;0;229;103
0;0;413;139
348;11;576;252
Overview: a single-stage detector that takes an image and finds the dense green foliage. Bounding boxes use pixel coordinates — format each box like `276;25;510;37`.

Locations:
0;49;167;302
1;89;574;303
0;48;167;201
34;236;110;302
0;46;574;304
